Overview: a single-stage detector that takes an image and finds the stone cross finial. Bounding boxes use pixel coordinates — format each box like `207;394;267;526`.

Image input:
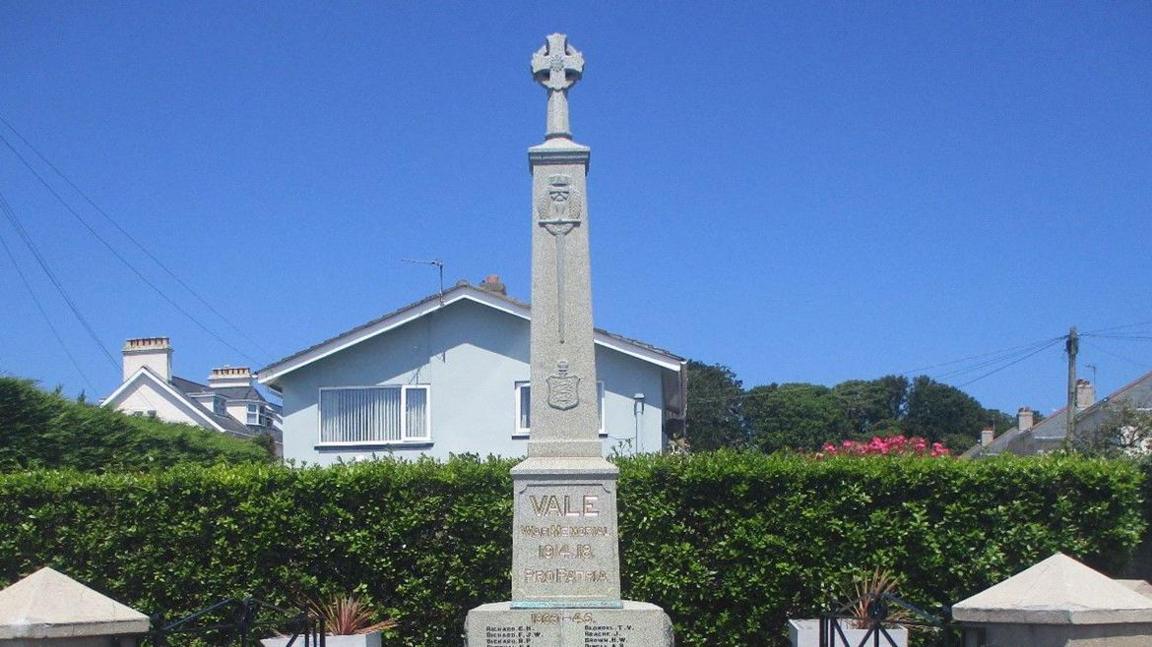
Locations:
531;33;584;139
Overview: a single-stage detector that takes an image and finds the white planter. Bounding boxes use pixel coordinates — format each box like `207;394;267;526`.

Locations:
788;618;908;647
261;632;381;647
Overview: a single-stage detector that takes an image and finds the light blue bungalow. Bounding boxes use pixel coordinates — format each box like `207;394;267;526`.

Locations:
257;277;686;464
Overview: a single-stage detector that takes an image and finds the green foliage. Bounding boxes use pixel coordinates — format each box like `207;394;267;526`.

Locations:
618;453;1144;645
682;361;747;450
0;377;271;472
745;384;849;453
832;376;908;437
900;376;992;450
0;454;1144;647
683;364;1014;454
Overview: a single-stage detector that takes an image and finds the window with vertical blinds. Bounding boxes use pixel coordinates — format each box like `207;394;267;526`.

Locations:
319;385;430;444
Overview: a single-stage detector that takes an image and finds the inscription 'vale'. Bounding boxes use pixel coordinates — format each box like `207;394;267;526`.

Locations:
529;494;600;517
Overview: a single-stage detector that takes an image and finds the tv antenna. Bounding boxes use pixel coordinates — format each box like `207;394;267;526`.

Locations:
402;258;445;305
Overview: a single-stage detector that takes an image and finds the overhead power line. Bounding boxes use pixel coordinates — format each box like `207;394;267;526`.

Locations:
1082;333;1152;342
932;338;1065;382
1082;319;1152;335
956;338;1064;388
0;189;118;370
1081;339;1151;371
684;334;1069;407
0;224;96;390
0;112;273;360
898;335;1065;377
0;127;261;365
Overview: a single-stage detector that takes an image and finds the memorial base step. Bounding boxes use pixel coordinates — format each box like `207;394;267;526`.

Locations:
466;601;673;647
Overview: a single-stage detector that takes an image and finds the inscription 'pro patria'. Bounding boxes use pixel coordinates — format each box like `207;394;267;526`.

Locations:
513;481;620;606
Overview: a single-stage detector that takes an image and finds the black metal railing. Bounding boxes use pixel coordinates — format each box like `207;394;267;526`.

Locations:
818;592;961;647
144;597;324;647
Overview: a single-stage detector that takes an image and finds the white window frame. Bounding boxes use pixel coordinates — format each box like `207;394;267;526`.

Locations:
514;381;532;436
246;403;260;426
514;381;605;437
317;385;431;446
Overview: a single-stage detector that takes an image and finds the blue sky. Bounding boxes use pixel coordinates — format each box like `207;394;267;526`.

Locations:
1;2;1149;418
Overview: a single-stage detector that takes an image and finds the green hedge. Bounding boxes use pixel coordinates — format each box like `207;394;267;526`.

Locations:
0;377;272;471
0;453;1144;646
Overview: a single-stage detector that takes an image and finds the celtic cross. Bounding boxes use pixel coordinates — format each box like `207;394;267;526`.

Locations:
531;33;584;139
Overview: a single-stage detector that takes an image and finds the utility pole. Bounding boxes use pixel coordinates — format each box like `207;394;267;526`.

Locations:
1065;326;1079;445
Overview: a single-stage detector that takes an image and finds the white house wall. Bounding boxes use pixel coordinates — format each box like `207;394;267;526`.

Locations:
225;402;249;426
277;299;667;464
112;381;207;428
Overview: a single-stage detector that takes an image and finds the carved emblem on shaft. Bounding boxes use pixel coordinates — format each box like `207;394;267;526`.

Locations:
537;174;582;343
537;174;582;232
546;360;580;410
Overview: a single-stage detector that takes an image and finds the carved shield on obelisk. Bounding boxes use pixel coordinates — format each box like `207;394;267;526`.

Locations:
537;174;582;236
546;361;580;410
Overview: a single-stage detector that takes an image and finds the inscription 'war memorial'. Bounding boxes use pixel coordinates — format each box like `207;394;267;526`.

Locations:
464;35;675;647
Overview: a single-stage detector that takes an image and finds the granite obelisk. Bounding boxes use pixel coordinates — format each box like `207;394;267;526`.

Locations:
465;34;674;647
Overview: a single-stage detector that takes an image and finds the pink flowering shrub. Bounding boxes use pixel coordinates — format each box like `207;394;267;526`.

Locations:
817;434;950;458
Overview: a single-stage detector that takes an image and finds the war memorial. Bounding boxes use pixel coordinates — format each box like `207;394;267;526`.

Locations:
463;34;675;647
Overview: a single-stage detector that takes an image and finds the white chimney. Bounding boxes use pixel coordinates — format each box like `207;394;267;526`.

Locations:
207;366;254;390
980;427;995;446
122;337;172;382
1017;407;1034;432
1076;379;1095;409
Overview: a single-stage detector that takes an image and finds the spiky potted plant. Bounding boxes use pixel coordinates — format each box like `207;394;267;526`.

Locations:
262;594;397;647
787;568;909;647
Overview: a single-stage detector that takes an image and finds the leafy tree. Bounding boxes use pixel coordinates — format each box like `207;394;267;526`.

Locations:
678;360;1019;455
902;376;990;449
682;360;746;450
832;375;909;437
986;409;1017;434
745;383;849;453
1070;403;1152;457
0;377;272;472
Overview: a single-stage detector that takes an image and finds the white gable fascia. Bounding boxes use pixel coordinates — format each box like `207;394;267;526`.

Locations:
102;367;229;433
592;334;683;372
259;287;682;386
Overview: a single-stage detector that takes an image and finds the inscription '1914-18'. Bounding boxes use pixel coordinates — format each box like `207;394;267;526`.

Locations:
529;494;599;517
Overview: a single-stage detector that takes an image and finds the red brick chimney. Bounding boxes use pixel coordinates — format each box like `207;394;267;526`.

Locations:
479;274;507;296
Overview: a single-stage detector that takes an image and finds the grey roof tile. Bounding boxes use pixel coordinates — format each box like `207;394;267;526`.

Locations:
970;369;1152;456
259;282;684;376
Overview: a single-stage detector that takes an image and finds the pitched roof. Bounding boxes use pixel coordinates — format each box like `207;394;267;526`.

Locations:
206;385;268;402
170;375;210;395
103;368;255;438
968;369;1152;457
171;377;268;403
258;282;685;387
0;566;150;639
952;553;1152;625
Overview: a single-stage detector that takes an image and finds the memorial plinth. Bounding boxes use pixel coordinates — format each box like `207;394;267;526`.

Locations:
464;34;673;646
510;458;621;606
